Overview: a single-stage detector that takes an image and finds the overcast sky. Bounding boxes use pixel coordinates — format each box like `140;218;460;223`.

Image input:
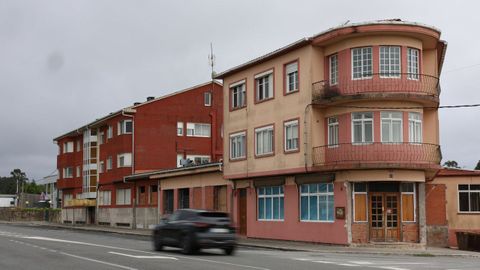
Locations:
1;0;479;180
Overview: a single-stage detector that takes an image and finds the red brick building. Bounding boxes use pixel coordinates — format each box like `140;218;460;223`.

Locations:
54;81;224;226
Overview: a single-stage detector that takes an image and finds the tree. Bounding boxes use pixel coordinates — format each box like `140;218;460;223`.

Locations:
443;160;460;168
10;169;27;196
475;160;480;170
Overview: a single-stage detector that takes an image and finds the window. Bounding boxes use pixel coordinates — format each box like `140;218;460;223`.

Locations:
230;132;246;160
458;184;480;213
409;112;422;143
76;166;81;178
99;161;105;173
177;154;183;167
285;62;298;93
380;46;401;78
98;191;112;206
76;140;81;152
255;70;273;102
329;54;338;85
117;153;132;168
284;120;299;152
381;111;403;143
118;119;133;135
352;47;372;79
99;132;105;145
107;126;113;139
352;112;373;144
116;188;131;205
106;156;112;170
177;122;183;136
401;183;416;222
163;190;174;214
63;141;74;153
63;167;73;178
204;92;212;106
353;183;367;222
178;188;190;209
255;125;274;156
230;81;246;109
137;186;146;205
407;48;420;80
186;155;211;165
258;186;284;221
149;185;158;205
186;123;211;137
328;117;339;147
300;183;334;221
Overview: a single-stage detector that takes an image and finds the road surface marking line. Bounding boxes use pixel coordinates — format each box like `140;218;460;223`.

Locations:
109;251;178;260
376;267;410;270
312;260;336;264
338;263;360;267
349;261;373;265
59;252;138;270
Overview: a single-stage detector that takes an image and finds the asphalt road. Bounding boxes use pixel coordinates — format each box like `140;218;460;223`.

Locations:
0;224;478;270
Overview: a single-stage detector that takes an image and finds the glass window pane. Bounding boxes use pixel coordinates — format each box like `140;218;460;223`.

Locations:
309;196;318;220
459;185;469;190
258;198;265;219
327;183;334;192
318;183;327;193
266;198;272;219
328;195;334;221
319;196;327;220
300;184;308;193
280;198;284;219
459;192;469;211
364;122;373;142
309;183;318;193
273;197;279;219
301;196;308;220
470;193;480;212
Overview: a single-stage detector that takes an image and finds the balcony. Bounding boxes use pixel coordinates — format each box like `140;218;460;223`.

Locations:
57;178;81;190
312;142;441;170
312;73;439;105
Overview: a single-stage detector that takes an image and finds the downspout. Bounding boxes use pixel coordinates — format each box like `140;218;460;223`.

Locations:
303;103;313;173
209;110;217;161
157;179;161;224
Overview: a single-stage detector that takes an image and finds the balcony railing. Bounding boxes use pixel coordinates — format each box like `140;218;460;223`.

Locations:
312;142;441;168
312;73;439;102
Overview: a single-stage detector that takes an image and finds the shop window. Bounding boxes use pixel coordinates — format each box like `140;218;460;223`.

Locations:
258;186;284;221
300;183;334;222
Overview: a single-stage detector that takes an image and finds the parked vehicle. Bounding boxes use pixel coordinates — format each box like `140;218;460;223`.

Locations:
152;209;236;255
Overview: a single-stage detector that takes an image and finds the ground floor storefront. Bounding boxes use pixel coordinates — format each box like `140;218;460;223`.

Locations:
230;169;427;246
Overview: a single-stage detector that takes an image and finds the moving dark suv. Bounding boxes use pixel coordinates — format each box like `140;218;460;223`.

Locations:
152;209;236;255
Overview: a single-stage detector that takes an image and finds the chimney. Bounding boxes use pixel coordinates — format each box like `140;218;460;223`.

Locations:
147;96;155;101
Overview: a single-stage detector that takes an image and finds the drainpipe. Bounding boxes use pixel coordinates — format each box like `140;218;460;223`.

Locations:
157;179;161;224
209;110;217;161
303;103;313;172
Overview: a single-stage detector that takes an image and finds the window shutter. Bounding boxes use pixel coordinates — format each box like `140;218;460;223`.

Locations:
402;194;415;222
354;194;367;222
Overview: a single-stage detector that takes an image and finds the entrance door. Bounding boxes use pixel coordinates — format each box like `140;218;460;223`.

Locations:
238;189;247;235
370;193;400;242
87;207;95;224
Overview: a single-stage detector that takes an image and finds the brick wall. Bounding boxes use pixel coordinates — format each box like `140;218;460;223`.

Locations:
352;223;368;243
425;183;448;246
402;223;418;242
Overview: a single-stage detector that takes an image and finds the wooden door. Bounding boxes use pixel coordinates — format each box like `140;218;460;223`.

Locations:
238;189;247;235
370;193;400;242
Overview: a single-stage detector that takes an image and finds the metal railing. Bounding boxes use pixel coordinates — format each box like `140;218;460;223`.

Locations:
312;73;439;101
312;142;441;167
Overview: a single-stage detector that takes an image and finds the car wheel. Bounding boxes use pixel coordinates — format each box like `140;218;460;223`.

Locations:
153;234;163;251
224;246;235;255
181;234;195;254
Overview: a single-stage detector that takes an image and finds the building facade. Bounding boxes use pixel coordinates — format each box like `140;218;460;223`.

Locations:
54;81;223;227
216;20;446;245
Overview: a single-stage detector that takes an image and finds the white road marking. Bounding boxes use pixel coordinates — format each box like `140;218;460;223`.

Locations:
376;267;410;270
312;260;336;264
59;251;138;270
338;263;360;267
109;251;178;260
349;261;373;265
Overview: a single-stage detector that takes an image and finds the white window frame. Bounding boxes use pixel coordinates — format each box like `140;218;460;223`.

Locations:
99;161;105;174
284;120;299;152
351;112;374;144
255;70;273;101
257;186;284;221
230;81;246;109
186;155;211;165
177;122;183;136
98;132;105;145
407;48;420;80
230;131;246;160
328;117;339;147
401;183;417;222
76;140;81;152
176;154;183;168
76;166;81;178
106;156;112;170
380;46;401;78
409;112;422;144
255;125;274;156
107;126;113;139
63;167;73;179
118;119;133;135
63;141;74;154
352;183;368;223
285;62;298;93
116;188;131;205
204;92;212;106
186;123;211;137
351;47;372;80
329;54;338;85
458;184;480;213
98;190;112;206
300;183;335;222
117;153;132;168
380;111;403;143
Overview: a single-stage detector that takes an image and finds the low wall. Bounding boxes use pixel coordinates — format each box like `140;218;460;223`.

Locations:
0;208;61;223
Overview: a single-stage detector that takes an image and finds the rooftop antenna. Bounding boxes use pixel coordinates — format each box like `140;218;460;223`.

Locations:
208;43;216;79
341;20;350;26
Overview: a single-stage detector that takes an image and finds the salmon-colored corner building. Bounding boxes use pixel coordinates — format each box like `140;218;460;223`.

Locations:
215;19;448;246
